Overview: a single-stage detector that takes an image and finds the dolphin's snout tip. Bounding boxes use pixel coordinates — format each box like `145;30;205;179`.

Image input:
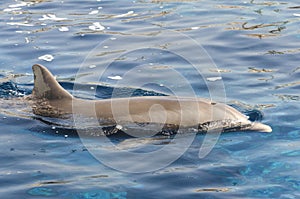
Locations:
251;122;272;133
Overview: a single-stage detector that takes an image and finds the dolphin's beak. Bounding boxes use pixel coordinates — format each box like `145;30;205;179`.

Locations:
250;122;272;133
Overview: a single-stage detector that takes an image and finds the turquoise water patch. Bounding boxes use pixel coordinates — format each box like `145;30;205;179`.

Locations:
68;190;127;199
27;187;58;197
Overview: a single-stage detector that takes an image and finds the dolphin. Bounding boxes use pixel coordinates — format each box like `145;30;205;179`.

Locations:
29;64;272;134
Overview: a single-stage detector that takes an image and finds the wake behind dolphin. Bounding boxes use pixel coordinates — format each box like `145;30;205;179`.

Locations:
29;64;271;135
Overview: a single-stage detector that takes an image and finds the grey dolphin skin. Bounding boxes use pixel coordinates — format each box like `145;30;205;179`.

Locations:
30;64;272;134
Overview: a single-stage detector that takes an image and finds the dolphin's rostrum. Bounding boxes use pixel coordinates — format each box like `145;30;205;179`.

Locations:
31;64;272;134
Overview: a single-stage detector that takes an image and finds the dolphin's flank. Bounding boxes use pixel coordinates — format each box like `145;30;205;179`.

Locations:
30;64;272;134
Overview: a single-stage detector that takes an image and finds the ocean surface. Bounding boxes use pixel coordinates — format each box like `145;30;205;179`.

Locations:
1;0;300;198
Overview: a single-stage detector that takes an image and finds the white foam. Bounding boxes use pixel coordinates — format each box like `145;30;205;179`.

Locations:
9;2;28;8
38;54;54;62
113;11;135;18
39;14;67;21
4;7;22;12
58;27;69;32
206;77;222;82
107;75;122;80
7;22;34;27
89;10;99;15
89;22;105;31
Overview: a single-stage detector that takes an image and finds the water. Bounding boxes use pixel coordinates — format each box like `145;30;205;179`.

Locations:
1;0;300;198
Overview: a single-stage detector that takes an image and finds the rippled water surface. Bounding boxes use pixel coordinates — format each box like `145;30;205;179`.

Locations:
1;0;300;198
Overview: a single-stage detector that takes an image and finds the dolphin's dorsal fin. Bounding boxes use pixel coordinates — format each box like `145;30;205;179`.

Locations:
32;64;73;100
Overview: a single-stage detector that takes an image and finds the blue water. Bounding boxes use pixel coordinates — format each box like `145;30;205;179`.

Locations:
1;0;300;198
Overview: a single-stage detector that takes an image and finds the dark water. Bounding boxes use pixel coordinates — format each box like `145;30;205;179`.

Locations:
1;0;300;198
